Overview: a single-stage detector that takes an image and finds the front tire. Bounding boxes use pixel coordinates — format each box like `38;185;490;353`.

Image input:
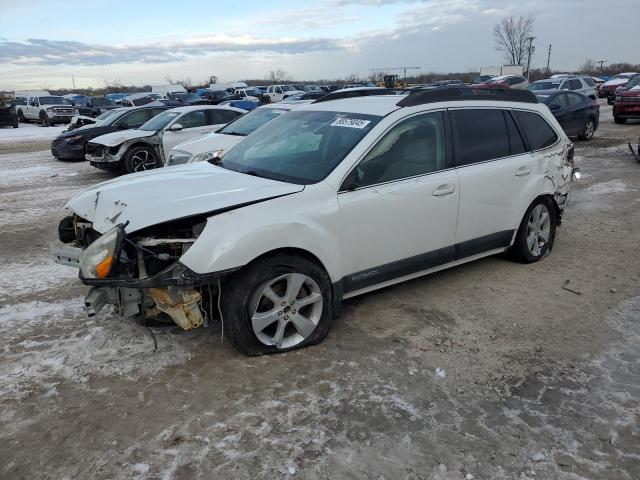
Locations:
17;110;26;123
221;253;334;356
40;111;50;127
510;197;557;263
123;146;159;173
578;117;595;140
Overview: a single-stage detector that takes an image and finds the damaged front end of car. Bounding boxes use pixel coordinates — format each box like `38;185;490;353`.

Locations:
52;214;230;330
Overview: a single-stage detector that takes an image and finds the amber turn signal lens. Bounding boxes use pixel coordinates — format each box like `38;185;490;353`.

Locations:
95;256;113;278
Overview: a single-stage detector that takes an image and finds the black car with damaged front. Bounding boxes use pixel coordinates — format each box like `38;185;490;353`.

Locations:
51;105;169;160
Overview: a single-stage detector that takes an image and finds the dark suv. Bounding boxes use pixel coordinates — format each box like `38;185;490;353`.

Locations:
75;96;118;117
50;105;169;160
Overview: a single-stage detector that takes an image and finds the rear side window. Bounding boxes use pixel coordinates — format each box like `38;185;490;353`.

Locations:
211;109;242;124
583;77;595;87
566;93;584;106
179;110;208;128
505;112;526;155
515;111;558;150
451;109;510;166
568;79;582;90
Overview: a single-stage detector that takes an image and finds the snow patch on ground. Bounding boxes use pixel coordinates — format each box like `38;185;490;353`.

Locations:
0;261;77;297
0;123;66;144
586;180;634;195
0;298;200;400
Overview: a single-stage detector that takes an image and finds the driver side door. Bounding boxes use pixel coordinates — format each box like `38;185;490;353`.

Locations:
337;111;459;295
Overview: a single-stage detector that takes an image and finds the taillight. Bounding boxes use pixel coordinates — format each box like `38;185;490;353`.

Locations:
567;145;575;165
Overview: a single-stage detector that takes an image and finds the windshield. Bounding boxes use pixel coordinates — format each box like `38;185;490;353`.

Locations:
528;81;561;91
96;109;119;121
625;77;640;89
281;85;296;92
91;97;111;106
220;110;382;184
219;107;288;136
243;89;261;96
140;111;180;131
39;97;70;105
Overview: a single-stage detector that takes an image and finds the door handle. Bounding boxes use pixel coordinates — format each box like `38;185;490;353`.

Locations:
432;184;456;196
515;166;532;177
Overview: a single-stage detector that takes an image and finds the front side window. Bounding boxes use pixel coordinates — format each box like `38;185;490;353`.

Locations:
515;111;558;150
220;110;382;184
451;109;510;166
566;93;584;106
583;77;595;87
353;112;446;187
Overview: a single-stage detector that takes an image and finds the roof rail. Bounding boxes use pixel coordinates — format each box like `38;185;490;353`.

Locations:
313;88;396;103
397;87;538;107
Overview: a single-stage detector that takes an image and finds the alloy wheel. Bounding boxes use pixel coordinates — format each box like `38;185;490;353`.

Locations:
584;119;594;139
250;273;323;349
130;150;157;172
526;204;551;257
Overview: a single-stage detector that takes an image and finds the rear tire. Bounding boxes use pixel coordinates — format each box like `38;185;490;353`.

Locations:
614;116;627;124
510;197;557;264
221;253;334;356
123;146;159;174
577;117;595;140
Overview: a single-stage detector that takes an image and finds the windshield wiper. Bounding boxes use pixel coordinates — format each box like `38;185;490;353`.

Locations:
223;131;246;136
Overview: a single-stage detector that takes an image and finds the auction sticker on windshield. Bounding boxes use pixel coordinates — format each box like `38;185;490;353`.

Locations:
330;117;371;129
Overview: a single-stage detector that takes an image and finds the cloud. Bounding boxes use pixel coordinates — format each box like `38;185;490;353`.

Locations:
0;35;345;67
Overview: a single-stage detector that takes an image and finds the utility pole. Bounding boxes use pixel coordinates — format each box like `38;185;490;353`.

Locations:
545;44;552;73
72;75;76;91
597;60;607;70
525;36;536;80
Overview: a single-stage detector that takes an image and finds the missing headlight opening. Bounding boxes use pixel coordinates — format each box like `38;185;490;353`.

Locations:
54;215;221;331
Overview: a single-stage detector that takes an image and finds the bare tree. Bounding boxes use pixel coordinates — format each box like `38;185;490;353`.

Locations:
267;69;291;83
493;14;535;66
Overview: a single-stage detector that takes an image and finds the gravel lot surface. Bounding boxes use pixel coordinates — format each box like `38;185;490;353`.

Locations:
1;103;639;480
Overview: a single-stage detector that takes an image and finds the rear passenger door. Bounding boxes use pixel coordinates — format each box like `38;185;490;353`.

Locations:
450;108;534;253
565;92;587;135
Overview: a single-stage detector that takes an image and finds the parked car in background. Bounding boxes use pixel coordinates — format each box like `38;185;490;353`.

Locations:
165;92;211;106
201;90;240;104
120;93;160;107
6;98;26;110
166;102;310;166
599;73;639;100
54;89;577;355
476;75;529;90
539;91;599;140
472;75;494;85
105;93;130;103
85;105;245;172
0;102;19;128
266;85;305;102
234;88;262;103
17;95;75;126
613;77;640;124
74;96;118;117
527;76;596;100
67;107;126;131
606;74;640;105
280;91;327;103
51;105;169;160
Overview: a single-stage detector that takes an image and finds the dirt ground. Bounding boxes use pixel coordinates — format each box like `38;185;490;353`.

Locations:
1;102;639;480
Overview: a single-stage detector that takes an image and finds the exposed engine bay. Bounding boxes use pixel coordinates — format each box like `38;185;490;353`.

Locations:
54;214;223;330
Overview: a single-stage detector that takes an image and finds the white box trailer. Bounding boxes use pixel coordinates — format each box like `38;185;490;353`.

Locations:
479;65;524;77
151;84;187;98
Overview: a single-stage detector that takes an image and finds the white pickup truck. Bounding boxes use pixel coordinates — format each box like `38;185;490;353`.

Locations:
17;95;76;126
266;85;304;102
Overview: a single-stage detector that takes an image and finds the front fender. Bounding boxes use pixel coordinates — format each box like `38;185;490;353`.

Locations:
179;185;343;282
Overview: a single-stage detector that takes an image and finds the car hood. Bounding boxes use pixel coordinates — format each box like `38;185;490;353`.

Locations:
90;129;156;147
173;132;244;156
603;78;629;87
65;162;304;234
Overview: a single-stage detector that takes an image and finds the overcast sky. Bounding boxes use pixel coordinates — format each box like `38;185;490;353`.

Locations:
0;0;637;90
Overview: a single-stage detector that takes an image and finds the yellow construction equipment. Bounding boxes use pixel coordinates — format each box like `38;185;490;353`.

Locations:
376;75;408;89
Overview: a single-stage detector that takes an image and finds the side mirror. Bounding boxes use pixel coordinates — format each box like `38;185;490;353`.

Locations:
589;94;596;100
549;104;561;111
169;123;183;131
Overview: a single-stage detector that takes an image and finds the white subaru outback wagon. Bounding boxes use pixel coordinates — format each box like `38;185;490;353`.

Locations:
53;89;578;356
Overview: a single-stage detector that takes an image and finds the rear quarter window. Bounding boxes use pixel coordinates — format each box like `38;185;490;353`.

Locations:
515;111;558;151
